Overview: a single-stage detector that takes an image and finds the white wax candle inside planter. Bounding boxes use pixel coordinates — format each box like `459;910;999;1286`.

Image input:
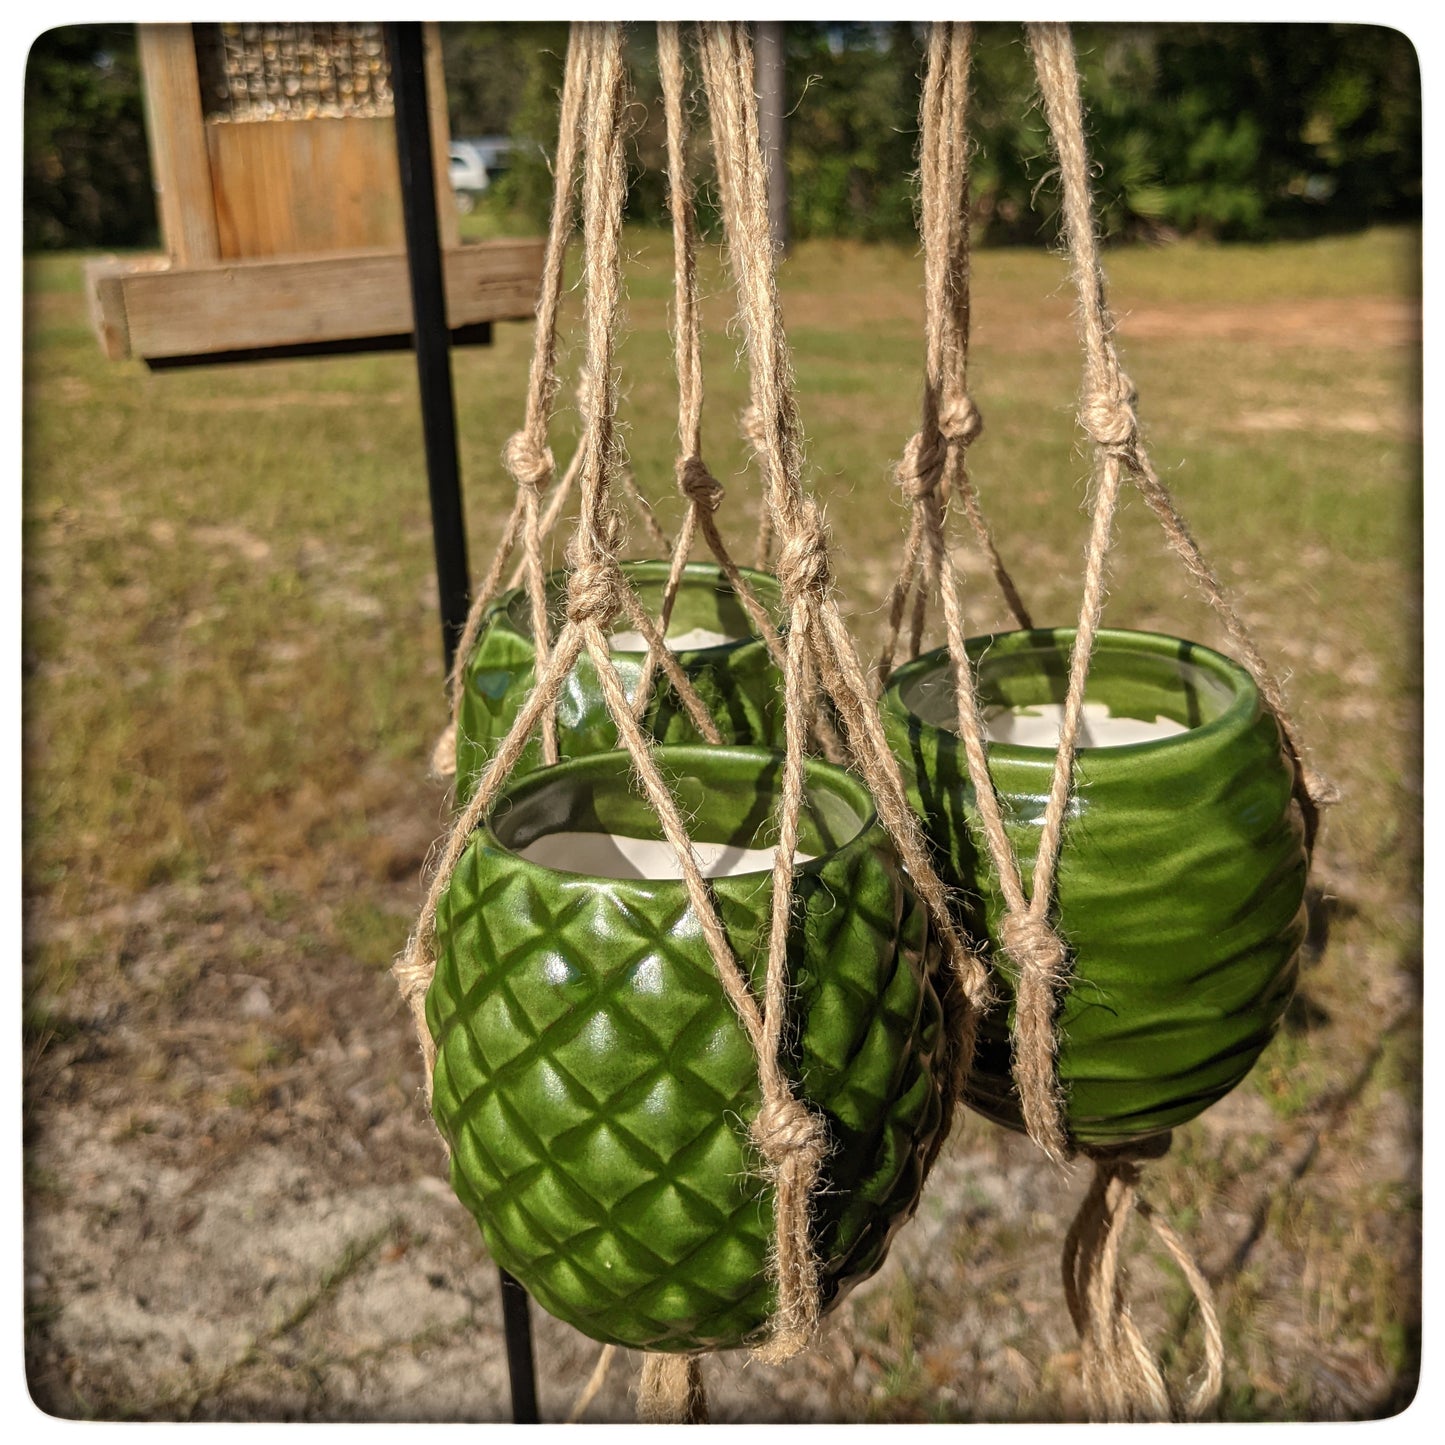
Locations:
984;700;1188;749
520;831;814;880
608;625;740;653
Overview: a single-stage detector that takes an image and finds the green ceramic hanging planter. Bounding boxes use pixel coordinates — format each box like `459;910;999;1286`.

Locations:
425;744;950;1353
880;627;1308;1149
454;561;786;800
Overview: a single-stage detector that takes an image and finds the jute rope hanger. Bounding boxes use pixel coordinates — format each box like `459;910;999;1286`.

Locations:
433;27;725;784
487;23;840;766
694;17;994;1086
876;20;1335;1422
395;19;1004;1424
873;22;1032;694
1020;20;1334;1155
433;21;844;787
397;25;925;1423
512;25;822;764
625;22;800;739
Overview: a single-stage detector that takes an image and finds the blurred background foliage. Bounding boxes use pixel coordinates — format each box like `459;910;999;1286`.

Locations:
24;21;1420;253
24;24;157;251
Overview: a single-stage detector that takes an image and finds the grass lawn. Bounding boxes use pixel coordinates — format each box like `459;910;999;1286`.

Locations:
21;222;1421;1421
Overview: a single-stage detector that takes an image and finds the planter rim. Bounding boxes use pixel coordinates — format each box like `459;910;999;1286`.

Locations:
500;558;783;659
884;626;1264;776
464;743;881;893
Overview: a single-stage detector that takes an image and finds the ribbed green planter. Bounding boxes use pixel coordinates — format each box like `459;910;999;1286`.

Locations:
426;745;949;1352
881;628;1308;1149
455;561;785;800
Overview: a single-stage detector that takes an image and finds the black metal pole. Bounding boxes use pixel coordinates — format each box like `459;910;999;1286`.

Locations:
498;1268;541;1422
387;22;541;1425
387;19;470;675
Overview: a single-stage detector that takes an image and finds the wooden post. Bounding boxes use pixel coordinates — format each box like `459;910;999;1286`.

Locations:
755;21;788;254
422;22;461;252
136;24;220;266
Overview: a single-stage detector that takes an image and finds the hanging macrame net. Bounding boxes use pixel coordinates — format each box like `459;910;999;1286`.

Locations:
394;19;1330;1425
395;19;992;1422
876;21;1334;1423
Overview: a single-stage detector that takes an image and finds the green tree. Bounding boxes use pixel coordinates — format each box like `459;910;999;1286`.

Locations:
783;23;923;243
442;22;541;139
463;24;570;222
1065;23;1420;242
953;23;1423;245
24;25;156;252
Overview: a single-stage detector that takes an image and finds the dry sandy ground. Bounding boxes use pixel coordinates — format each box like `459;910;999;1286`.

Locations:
21;877;1418;1423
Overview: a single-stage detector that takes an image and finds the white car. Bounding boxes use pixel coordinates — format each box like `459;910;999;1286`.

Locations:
448;136;513;214
448;143;490;214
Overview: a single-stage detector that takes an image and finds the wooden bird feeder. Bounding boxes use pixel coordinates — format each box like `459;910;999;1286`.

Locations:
86;22;544;366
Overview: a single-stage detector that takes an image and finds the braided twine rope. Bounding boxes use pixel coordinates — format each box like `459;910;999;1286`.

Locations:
395;21;1000;1422
878;20;1335;1422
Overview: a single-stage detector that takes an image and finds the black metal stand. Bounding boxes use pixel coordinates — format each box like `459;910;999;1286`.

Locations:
387;19;471;675
499;1268;541;1422
387;20;542;1424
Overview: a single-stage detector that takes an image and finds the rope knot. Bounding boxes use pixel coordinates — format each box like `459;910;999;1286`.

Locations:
1080;371;1138;451
999;908;1069;982
565;560;624;628
750;1092;826;1168
938;391;984;446
895;431;946;502
392;931;436;1021
676;455;724;513
503;431;555;494
775;507;832;602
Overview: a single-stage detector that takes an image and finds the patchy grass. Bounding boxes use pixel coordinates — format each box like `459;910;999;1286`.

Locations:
22;224;1420;1421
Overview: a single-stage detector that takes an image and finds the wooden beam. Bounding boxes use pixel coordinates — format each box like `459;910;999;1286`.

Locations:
85;260;136;362
85;240;544;362
136;24;221;266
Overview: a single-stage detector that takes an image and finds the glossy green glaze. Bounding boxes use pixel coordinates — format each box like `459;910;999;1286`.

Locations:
426;746;949;1352
455;562;786;799
881;628;1307;1148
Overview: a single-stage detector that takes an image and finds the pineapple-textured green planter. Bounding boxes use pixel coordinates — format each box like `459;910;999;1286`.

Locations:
425;745;950;1352
455;561;785;800
881;628;1308;1149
